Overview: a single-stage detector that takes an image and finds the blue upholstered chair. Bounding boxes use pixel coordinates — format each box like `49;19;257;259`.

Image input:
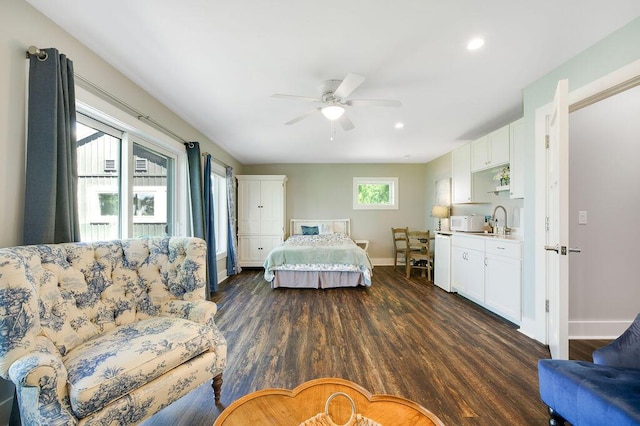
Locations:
538;314;640;426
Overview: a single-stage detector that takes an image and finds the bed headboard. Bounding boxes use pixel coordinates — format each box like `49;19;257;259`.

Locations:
290;219;351;237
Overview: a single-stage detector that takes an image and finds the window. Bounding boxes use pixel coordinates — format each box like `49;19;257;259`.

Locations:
211;164;228;257
76;115;179;241
353;177;399;210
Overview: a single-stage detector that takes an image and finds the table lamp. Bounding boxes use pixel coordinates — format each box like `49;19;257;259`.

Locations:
431;205;450;231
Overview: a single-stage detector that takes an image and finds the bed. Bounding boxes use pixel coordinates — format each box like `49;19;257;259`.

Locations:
263;219;373;289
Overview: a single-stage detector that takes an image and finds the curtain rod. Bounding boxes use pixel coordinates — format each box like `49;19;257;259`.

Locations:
201;152;229;168
27;45;191;144
27;45;230;168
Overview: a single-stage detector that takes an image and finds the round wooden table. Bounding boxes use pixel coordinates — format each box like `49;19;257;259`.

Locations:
214;378;444;426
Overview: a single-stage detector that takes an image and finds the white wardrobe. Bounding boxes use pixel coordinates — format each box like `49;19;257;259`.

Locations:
236;175;287;267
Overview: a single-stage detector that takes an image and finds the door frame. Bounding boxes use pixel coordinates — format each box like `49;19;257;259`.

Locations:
533;58;640;345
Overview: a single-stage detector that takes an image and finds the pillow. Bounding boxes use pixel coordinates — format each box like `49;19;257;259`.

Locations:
319;223;333;235
301;225;319;235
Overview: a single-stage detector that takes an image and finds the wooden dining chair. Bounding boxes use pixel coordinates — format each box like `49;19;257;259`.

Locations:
391;227;409;271
406;230;433;281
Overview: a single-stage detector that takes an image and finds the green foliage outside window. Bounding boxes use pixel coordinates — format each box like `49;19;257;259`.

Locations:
98;193;119;216
358;183;391;205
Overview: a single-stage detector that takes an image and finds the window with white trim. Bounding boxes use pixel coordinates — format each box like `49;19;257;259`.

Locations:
76;114;180;241
353;177;399;210
211;163;228;257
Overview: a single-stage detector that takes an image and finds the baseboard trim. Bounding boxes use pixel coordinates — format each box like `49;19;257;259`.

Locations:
569;319;632;339
371;258;404;267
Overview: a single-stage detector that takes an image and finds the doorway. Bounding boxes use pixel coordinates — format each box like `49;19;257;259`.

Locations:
534;58;640;356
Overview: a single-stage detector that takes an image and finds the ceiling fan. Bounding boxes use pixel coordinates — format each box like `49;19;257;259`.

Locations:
271;73;401;131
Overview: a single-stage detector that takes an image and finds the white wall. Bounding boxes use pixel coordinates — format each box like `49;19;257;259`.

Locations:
568;84;640;336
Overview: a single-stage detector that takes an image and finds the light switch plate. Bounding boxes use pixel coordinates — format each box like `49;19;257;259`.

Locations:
578;210;587;225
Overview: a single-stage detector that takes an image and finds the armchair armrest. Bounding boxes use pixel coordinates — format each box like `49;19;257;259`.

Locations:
593;313;640;369
160;300;227;372
8;337;76;425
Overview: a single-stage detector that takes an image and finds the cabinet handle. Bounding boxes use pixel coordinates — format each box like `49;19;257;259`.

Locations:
484;257;488;266
497;247;505;250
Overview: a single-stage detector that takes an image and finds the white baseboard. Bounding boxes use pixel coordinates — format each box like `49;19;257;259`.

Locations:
217;271;228;284
518;317;544;344
371;257;403;267
569;319;633;339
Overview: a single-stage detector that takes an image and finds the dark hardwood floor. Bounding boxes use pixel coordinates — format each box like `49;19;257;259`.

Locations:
141;266;605;425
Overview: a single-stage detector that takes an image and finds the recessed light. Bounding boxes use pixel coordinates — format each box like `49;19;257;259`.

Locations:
467;37;485;51
395;122;404;129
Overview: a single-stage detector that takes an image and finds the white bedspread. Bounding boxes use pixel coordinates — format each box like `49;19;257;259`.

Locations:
263;233;373;285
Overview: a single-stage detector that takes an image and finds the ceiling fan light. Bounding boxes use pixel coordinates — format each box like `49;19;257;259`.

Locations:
321;105;345;120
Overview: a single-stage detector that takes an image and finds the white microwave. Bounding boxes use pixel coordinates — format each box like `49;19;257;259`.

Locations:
450;215;485;232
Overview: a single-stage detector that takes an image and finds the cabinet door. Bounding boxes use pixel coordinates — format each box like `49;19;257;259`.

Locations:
489;124;510;166
470;135;489;172
260;180;285;235
509;118;524;198
238;235;261;263
238;180;262;234
450;245;467;293
485;254;522;323
452;144;472;203
464;249;485;303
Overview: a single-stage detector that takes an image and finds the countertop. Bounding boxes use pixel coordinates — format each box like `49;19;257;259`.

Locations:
436;230;522;242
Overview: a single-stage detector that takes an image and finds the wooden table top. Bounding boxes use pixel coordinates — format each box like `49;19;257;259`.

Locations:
214;378;445;426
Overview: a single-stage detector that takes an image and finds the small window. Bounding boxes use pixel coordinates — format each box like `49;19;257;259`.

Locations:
353;177;399;210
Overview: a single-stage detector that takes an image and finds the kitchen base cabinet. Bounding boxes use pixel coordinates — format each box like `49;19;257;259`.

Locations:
451;235;522;325
451;235;485;304
485;253;522;324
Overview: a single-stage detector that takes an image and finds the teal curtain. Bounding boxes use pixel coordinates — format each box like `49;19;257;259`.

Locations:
185;142;204;240
23;48;79;244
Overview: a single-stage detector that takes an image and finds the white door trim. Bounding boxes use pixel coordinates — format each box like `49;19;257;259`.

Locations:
533;58;640;345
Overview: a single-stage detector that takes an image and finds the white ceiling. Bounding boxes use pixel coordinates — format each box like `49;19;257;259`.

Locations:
26;0;640;164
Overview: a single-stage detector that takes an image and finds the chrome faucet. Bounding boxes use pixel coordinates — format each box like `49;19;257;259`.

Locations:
492;205;510;235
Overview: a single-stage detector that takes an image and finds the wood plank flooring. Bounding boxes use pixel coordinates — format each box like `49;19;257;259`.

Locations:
141;266;598;425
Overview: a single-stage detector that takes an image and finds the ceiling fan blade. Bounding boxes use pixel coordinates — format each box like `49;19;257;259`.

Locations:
338;114;355;131
346;99;402;107
272;94;321;102
285;108;320;125
333;73;365;99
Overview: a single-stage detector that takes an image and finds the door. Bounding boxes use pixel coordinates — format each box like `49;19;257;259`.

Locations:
545;79;569;360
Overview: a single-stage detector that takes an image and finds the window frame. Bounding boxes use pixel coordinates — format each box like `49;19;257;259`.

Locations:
352;177;399;210
211;162;228;260
76;86;188;239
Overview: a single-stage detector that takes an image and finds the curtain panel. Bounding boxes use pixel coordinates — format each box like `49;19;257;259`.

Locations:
24;48;80;245
226;166;241;276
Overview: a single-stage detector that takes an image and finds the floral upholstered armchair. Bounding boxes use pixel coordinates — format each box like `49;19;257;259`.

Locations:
0;237;227;425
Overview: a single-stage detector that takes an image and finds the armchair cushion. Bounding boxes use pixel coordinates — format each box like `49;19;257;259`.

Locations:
64;316;214;418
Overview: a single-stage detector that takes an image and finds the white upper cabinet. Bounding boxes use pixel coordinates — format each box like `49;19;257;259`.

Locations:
471;124;510;172
452;144;472;204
